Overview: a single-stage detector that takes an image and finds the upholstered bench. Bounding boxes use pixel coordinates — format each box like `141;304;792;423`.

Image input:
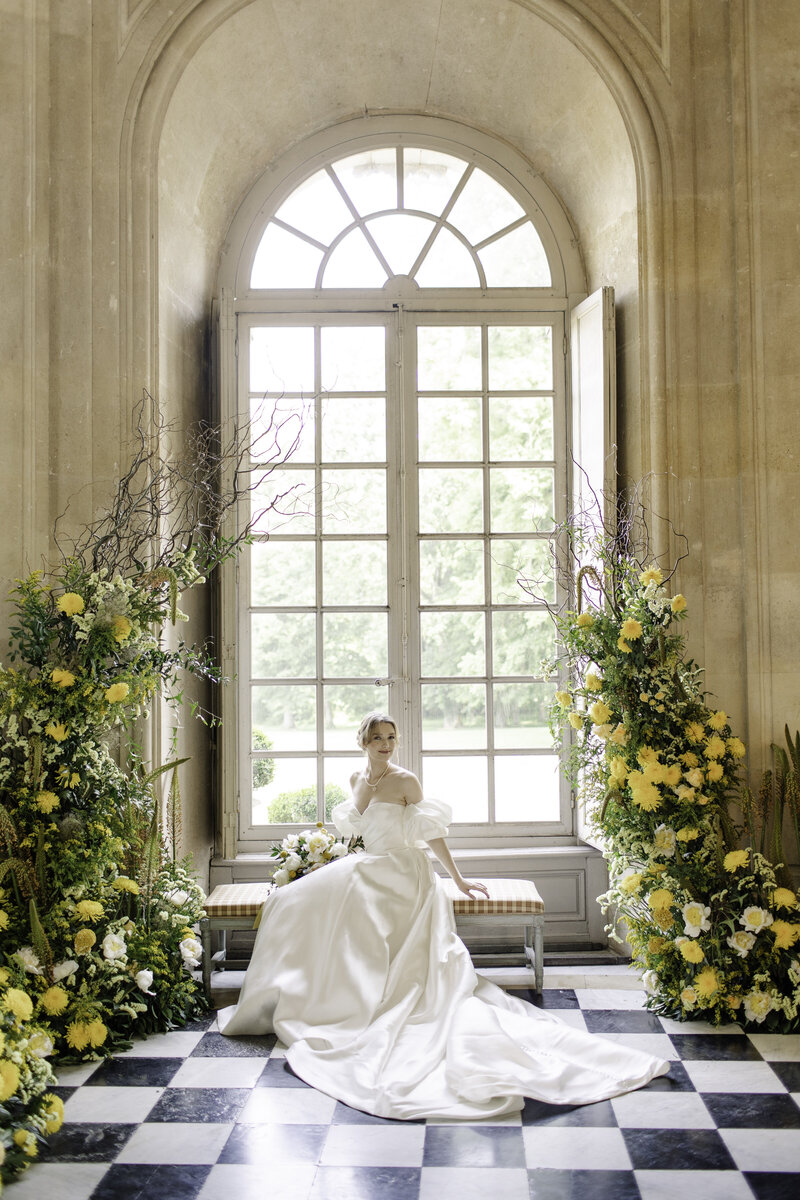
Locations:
200;875;545;999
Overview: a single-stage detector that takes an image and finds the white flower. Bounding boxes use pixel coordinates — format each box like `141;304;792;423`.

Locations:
743;989;775;1024
53;959;79;981
641;969;660;996
283;853;303;874
306;831;333;861
329;842;348;859
682;901;711;937
273;866;290;887
102;931;127;961
680;987;698;1010
29;1032;55;1058
727;930;756;957
652;825;676;859
15;946;44;975
135;969;155;994
739;906;773;934
166;889;189;908
179;936;203;967
283;835;300;851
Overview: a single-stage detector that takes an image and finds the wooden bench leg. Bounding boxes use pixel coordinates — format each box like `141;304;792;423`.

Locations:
200;918;211;1001
525;917;545;993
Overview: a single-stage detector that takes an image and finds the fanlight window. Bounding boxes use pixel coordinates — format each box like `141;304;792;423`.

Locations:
251;148;552;289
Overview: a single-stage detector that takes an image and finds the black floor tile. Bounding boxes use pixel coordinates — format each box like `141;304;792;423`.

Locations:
703;1092;800;1129
422;1124;526;1167
668;1034;762;1061
521;1097;617;1127
90;1163;211;1200
309;1167;421;1200
528;1168;641;1199
770;1061;800;1091
86;1057;181;1087
623;1127;737;1171
637;1060;695;1092
332;1101;424;1126
191;1031;275;1057
255;1057;312;1087
583;1009;665;1034
745;1172;800;1200
508;988;579;1009
146;1087;251;1122
38;1123;135;1163
217;1121;328;1164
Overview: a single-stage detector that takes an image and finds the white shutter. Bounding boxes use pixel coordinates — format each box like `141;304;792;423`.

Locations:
570;286;617;532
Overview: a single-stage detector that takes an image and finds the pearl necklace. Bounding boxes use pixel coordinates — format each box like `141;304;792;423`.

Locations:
364;762;391;790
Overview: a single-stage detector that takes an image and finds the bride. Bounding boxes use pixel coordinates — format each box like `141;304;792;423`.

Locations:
218;711;670;1119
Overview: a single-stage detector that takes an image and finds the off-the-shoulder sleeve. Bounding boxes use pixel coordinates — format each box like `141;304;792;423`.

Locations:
403;796;452;846
332;799;363;839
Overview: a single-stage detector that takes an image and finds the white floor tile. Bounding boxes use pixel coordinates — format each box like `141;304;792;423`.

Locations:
683;1059;786;1094
271;1040;289;1058
546;1009;588;1031
117;1030;206;1057
239;1085;337;1124
611;1090;715;1129
52;1061;102;1086
720;1127;800;1172
658;1016;743;1035
597;1032;678;1060
636;1170;755;1200
3;1164;108;1200
169;1055;267;1088
198;1163;316;1200
420;1167;530;1200
63;1085;163;1123
115;1121;234;1164
747;1033;800;1061
320;1124;426;1167
522;1126;632;1170
576;989;647;1010
427;1108;522;1126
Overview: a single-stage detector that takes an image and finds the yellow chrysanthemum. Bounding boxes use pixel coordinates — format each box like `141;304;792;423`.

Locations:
86;1019;108;1048
662;764;682;787
42;1092;65;1134
707;710;727;731
65;1022;91;1051
555;690;571;707
588;700;612;725
112;876;140;894
576;612;594;628
727;737;746;758
695;966;721;998
770;920;800;951
35;790;60;814
105;682;130;703
620;617;643;641
568;711;583;730
677;938;705;963
637;746;660;765
648;888;674;911
771;887;798;910
45;721;68;742
56;592;84;616
584;671;603;693
685;722;705;743
111;614;133;643
639;565;663;586
676;827;701;843
627;772;661;812
617;637;631;653
0;1059;21;1101
653;908;675;931
3;988;33;1021
648;936;668;953
13;1129;37;1157
724;849;750;873
75;899;104;921
679;751;699;768
74;928;96;955
705;761;724;783
670;594;687;614
704;735;726;760
619;872;643;895
609;757;629;784
51;667;76;688
40;986;69;1016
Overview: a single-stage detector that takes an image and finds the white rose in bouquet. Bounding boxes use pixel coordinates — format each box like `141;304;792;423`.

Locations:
135;969;155;994
179;935;203;968
102;931;127;960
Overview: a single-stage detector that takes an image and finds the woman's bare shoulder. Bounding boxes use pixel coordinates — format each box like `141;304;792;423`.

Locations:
392;767;423;805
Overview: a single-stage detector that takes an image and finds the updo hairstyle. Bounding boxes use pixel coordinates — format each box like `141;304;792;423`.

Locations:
356;711;398;750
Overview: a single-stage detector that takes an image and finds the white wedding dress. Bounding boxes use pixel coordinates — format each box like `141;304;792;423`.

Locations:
218;797;669;1119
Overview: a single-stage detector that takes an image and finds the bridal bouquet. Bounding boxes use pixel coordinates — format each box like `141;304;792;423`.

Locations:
271;822;363;885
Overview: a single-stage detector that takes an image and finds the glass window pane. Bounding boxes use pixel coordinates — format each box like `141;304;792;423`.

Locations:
490;539;555;605
252;685;317;750
420;611;485;677
331;148;397;215
418;397;481;462
492;683;552;748
252;613;316;678
252;469;316;535
490;467;554;532
419;540;484;605
403;148;469;215
323;227;388;288
321;326;385;391
418;468;483;533
480;223;551;287
251;541;316;606
251;224;324;289
252;758;318;825
495;754;560;822
417;326;481;390
422;756;487;822
491;610;555;676
447;168;525;243
421;684;486;749
321;397;385;462
250;327;314;393
322;612;387;678
323;541;386;606
324;685;388;748
414;226;481;287
275;169;353;243
321;469;386;534
323;759;363;818
367;214;434;275
488;326;552;390
250;395;314;464
489;396;553;461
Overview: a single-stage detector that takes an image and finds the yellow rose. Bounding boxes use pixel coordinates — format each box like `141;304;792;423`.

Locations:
677;938;705;963
45;722;68;741
576;612;594;628
584;671;603;692
74;928;96;955
670;594;687;614
568;711;584;730
727;737;746;758
680;986;697;1008
589;700;612;725
723;849;750;873
555;690;571;707
639;565;663;586
707;710;727;731
3;988;33;1021
0;1059;21;1102
770;920;800;951
35;790;60;814
42;1092;65;1134
620;617;643;641
40;986;69;1016
609;725;629;746
771;887;798;910
105;681;130;703
111;614;133;643
56;592;84;616
51;667;76;688
684;767;705;789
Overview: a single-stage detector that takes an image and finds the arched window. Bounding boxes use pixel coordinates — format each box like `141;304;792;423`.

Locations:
217;119;607;851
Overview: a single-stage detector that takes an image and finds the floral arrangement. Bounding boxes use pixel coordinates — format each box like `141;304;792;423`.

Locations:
549;528;800;1031
271;822;363;886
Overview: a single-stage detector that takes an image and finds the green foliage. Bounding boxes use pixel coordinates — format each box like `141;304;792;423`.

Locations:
252;728;275;790
267;783;347;824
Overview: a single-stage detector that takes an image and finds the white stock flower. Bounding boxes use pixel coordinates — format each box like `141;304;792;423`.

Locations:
53;959;79;982
14;946;44;975
641;969;660;996
682;901;711;937
743;989;775;1024
135;969;155;994
166;889;189;908
179;936;203;968
739;906;774;934
102;931;127;961
273;866;290;887
727;930;756;957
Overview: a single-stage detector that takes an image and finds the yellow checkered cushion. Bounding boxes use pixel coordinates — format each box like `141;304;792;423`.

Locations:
203;882;273;918
438;876;545;916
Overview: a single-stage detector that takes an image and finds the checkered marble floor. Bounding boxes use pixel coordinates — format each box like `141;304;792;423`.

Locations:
11;986;800;1200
